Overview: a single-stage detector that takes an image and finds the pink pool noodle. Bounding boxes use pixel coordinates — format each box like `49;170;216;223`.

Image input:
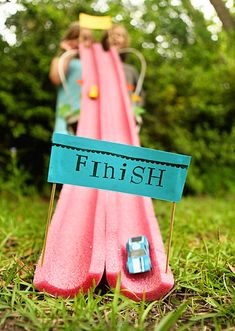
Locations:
33;45;105;296
34;44;174;300
94;44;174;301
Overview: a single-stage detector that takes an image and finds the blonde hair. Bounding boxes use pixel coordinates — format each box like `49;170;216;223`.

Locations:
111;24;129;47
102;24;130;51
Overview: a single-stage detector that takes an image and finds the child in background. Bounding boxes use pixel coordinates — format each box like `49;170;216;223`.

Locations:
102;24;139;92
102;24;145;129
49;22;93;134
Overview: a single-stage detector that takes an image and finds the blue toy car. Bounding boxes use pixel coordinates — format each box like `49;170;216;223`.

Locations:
126;235;152;274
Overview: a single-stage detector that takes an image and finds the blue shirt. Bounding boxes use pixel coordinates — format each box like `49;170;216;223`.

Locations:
54;58;82;134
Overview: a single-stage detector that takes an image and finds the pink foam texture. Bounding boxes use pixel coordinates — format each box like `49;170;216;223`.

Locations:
34;44;174;300
33;45;105;296
94;44;174;301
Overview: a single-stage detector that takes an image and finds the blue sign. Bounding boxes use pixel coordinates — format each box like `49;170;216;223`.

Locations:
48;133;191;202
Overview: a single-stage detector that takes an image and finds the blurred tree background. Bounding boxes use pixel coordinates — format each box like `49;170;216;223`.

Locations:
0;0;234;194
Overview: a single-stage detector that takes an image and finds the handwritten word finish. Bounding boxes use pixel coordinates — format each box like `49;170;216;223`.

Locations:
48;134;191;202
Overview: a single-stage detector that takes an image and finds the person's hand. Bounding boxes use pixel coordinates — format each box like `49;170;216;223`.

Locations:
60;39;79;51
136;115;143;125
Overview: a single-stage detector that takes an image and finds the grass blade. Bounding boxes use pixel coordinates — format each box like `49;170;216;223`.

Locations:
154;302;187;331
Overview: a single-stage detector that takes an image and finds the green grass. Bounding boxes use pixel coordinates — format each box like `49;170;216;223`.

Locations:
0;190;234;330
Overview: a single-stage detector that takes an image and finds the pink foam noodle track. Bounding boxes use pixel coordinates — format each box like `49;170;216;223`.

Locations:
94;44;174;301
33;45;105;297
34;44;174;300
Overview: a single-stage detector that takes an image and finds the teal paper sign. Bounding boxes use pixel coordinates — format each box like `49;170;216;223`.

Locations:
48;133;191;202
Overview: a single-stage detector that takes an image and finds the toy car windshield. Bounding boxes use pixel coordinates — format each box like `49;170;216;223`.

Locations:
131;236;142;242
130;249;146;258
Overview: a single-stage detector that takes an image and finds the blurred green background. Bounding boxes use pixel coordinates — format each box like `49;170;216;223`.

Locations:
0;0;234;195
